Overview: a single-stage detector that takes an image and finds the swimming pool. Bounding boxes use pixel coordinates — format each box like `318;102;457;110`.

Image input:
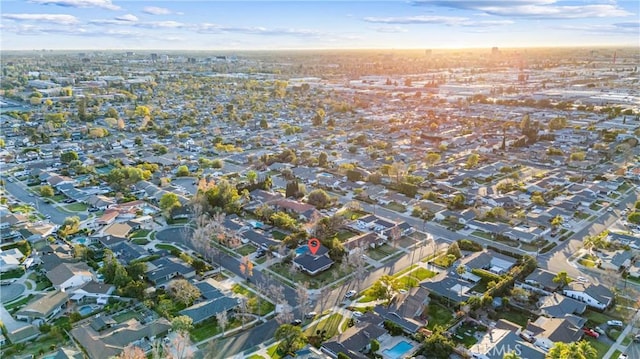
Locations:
382;340;413;359
73;237;87;245
78;305;94;316
295;245;309;256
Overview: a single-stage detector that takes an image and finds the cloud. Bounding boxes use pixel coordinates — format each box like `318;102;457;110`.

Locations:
363;15;513;27
142;6;172;15
135;21;184;29
115;14;138;22
29;0;120;10
2;13;79;25
412;0;633;19
364;15;469;25
558;21;640;34
197;23;322;37
372;26;409;33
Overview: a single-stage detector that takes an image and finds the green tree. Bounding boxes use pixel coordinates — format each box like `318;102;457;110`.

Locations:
60;151;79;164
447;242;462;259
318;152;328;167
106;107;119;119
421;325;455;359
159;192;181;217
370;339;380;353
552;271;571;288
204;178;242;214
58;216;81;238
425;152;441;167
260;119;268;129
246;170;258;184
628;212;640;224
503;351;522;359
171;315;194;333
275;324;306;355
546;341;597;359
176;165;189;177
570;151;586;161
466;153;480;169
40;185;54;197
449;193;466;209
306;189;332;209
550;215;563;228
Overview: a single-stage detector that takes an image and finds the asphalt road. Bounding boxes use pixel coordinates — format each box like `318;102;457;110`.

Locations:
2;176;87;225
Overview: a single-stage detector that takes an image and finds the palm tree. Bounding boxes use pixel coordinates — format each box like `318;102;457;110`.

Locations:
552;271;571;288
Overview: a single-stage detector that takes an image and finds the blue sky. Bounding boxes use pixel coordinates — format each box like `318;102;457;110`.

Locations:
2;0;638;50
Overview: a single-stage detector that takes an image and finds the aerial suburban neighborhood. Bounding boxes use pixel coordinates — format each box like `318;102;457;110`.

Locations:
1;43;639;359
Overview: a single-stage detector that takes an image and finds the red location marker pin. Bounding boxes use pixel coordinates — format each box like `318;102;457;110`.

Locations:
308;238;321;255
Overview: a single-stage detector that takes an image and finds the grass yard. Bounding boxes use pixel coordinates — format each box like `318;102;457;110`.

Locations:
425;303;454;330
384;202;407;213
584;337;609;358
190;317;223;342
578;254;598;267
411;267;437;281
432;254;456;268
472;231;493;240
64;203;88;211
236;244;257;256
271;231;287;240
247;355;265;359
269;262;350;289
156;243;181;252
35;277;52;291
304;313;344;339
266;344;284;359
453;322;483;348
584;310;616;326
112;310;139;323
495;308;532;327
366;243;399;261
5;294;35;311
336;230;356;241
130;229;151;238
131;238;149;245
10;204;34;213
0;268;25;280
339;209;366;220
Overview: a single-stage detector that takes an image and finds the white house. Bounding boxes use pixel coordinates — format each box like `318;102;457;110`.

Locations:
562;282;613;310
46;262;95;291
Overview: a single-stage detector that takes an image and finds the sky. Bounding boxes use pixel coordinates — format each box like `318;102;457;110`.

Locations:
1;0;639;50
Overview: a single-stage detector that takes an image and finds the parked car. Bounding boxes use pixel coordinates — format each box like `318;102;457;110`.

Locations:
352;311;363;318
583;328;600;338
88;207;100;212
594;327;606;335
618;354;627;359
305;311;317;319
607;320;623;328
633;334;640;343
291;319;302;326
345;290;357;299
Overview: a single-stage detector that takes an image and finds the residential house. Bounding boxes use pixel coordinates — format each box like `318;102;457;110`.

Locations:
272;198;321;222
46;262;94;291
516;269;562;295
70;281;116;305
464;250;517;275
421;276;474;304
321;321;387;359
537;293;587;318
145;257;195;287
597;249;633;272
102;222;134;239
523;315;585;351
21;223;56;242
343;232;385;254
0;305;39;344
0;248;24;272
469;319;546;359
179;281;239;324
562;282;614;310
111;241;148;265
71;318;171;359
242;230;279;249
16;290;69;324
293;245;334;275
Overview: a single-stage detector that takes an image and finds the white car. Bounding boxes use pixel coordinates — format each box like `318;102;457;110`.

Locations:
577;276;588;283
352;311;363;318
607;320;623;327
345;290;357;299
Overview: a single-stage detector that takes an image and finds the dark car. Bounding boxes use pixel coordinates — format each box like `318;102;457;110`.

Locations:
88;207;100;212
291;319;302;326
64;199;76;203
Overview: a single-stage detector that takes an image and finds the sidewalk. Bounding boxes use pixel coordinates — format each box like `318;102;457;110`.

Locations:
603;309;640;359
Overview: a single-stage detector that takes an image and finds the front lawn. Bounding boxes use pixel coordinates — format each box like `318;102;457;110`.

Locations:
131;238;149;245
412;267;437;281
0;268;25;280
584;337;609;358
494;308;532;328
432;254;456;268
271;231;287;241
366;244;400;261
156;244;181;252
130;229;151;238
453;322;484;348
384;202;407;213
304;313;343;339
236;244;257;256
269;262;351;289
64;203;88;212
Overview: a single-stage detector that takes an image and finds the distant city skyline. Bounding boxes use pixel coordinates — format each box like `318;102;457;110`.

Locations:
2;0;639;50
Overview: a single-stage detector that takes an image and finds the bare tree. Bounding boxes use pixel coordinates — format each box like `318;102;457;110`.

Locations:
348;248;367;292
216;311;228;336
389;225;402;248
118;345;146;359
295;282;310;317
165;331;194;359
237;297;249;328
